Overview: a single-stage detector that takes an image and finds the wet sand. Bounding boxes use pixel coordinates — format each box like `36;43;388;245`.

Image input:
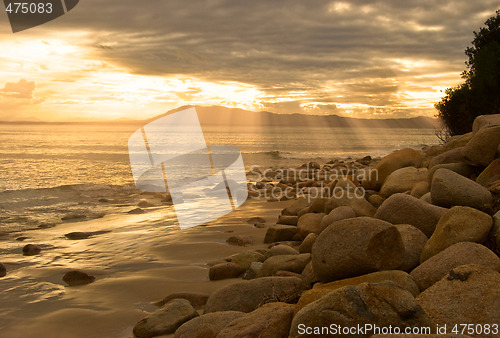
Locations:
0;198;291;338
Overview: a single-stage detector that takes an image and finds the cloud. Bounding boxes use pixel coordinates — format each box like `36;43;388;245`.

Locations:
0;0;498;118
0;79;36;99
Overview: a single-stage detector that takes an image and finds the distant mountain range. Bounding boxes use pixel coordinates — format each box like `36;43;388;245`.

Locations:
1;105;438;129
152;105;439;129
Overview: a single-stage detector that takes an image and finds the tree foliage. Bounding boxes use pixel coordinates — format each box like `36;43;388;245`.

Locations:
435;10;500;135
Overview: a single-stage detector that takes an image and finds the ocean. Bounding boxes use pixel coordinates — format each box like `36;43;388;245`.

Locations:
0;123;439;191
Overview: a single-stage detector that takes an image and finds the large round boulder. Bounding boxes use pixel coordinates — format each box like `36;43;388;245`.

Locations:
379;167;428;197
431;168;493;209
375;193;447;237
420;206;492;262
312;217;405;282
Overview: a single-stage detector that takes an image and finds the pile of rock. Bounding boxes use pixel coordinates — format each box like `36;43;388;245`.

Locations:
132;114;500;337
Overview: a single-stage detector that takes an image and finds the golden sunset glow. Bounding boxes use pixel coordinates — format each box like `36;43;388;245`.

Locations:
0;1;497;121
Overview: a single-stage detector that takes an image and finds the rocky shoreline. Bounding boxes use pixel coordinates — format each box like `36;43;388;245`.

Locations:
131;114;500;337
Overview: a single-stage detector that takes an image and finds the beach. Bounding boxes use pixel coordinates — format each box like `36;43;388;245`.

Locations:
2;120;500;337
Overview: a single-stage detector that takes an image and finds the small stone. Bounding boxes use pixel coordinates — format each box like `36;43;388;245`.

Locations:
128;208;145;214
209;262;244;280
410;242;500;291
298;233;318;254
228;251;266;270
269;244;299;256
276;215;298;226
217;302;294;338
281;197;309;216
420;206;493;262
263;225;298;243
22;244;41;256
133;299;199;338
318;206;356;232
138;200;155;208
258;253;311;277
431;168;493;209
153;293;209;308
226;236;253;246
62;270;95;286
296;212;326;238
174;311;244;338
98;198;109;203
61;213;87;221
368;194;385;207
247;216;266;224
16;236;29;241
0;263;6;277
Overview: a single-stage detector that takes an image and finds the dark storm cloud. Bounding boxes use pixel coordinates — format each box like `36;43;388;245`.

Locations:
2;0;498;115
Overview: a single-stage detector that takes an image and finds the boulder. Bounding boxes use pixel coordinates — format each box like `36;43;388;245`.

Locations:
22;244;41;256
295;270;420;315
242;262;263;280
307;197;329;213
226;236;253;246
427;162;476;182
128;208;145;214
62;270;95;286
296;213;326;238
263;225;298;243
416;264;500;336
209;262;244;280
420;206;493;262
228;251;266;270
258;253;311;277
0;263;6;277
174;311;244;338
326;191;377;217
431;168;493;209
133;299;199;338
312;217;405;282
361;148;422;190
476;158;500;187
281;198;309;216
154;293;209;308
410;242;500;291
368;194;385;207
375;193;447;237
318;206;356;231
299;233;318;254
269;245;299;256
217;302;294;338
277;215;298;226
428;147;466;168
472;113;500;133
204;277;308;313
395;224;428;271
289;282;435;338
138;200;155;208
410;181;430;199
380;167;428;197
461;125;500;166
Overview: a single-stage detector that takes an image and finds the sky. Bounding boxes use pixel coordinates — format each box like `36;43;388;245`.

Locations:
0;0;498;121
